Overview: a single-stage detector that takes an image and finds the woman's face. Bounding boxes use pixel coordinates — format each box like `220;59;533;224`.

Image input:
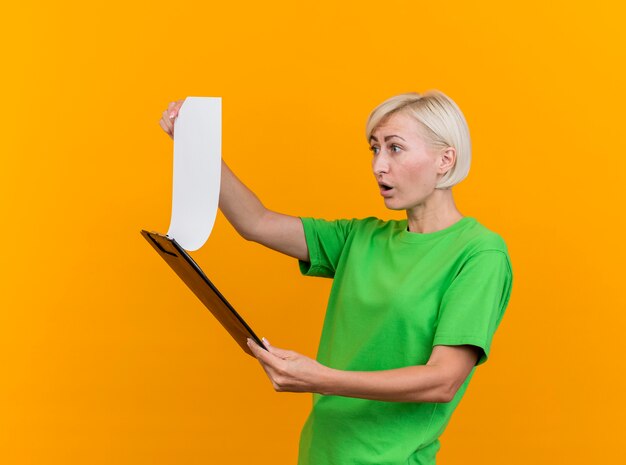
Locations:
369;111;449;211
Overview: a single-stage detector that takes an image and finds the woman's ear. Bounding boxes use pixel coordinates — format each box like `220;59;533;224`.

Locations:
438;147;456;174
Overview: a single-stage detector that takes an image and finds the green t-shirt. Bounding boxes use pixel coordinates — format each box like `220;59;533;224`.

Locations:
297;216;513;465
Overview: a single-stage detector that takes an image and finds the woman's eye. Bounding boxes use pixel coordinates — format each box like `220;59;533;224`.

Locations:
370;146;380;155
390;144;401;153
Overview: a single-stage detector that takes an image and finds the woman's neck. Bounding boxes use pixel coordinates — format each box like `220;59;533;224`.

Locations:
405;189;463;234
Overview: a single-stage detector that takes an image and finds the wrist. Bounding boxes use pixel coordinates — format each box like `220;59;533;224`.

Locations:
314;364;339;396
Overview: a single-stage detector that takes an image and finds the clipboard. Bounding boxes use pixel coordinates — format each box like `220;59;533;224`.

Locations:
140;230;265;357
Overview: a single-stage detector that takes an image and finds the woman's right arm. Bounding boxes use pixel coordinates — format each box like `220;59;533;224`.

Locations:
159;100;309;262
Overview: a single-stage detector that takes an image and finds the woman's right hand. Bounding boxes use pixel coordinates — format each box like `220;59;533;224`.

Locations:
159;99;185;139
157;97;309;261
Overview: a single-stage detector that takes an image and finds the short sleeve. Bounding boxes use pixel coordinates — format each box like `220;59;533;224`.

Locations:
433;250;513;366
298;217;356;278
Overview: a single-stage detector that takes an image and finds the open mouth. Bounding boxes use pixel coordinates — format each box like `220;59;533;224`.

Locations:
378;182;394;197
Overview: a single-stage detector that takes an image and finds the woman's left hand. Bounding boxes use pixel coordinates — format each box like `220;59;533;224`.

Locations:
247;338;331;393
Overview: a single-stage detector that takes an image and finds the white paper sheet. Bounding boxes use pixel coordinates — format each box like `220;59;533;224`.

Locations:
167;97;222;251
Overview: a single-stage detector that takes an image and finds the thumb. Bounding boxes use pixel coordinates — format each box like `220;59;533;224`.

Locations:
263;338;293;359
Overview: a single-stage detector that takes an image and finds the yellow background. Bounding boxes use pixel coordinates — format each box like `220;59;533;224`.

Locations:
2;0;625;463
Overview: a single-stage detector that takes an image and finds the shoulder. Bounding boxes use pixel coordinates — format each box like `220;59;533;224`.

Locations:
459;218;510;257
456;219;513;281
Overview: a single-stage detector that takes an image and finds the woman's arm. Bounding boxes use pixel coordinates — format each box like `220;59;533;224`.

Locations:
160;101;309;261
219;161;309;261
246;339;480;403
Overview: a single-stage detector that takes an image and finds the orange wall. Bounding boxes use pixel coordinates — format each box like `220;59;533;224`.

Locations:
2;1;625;464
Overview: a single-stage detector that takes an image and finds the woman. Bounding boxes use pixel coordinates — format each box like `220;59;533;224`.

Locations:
160;90;513;465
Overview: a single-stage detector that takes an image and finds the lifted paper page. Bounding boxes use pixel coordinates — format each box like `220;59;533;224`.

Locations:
168;97;222;251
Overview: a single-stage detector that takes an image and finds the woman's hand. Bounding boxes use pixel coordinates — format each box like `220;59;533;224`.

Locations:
247;338;331;394
159;99;185;139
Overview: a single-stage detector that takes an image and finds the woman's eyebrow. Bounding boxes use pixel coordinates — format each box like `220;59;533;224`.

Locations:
369;135;406;143
384;135;406;142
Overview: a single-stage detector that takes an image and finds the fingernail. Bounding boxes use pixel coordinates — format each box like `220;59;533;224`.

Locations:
169;113;176;119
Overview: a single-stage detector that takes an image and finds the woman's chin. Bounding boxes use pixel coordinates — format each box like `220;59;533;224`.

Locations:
382;198;406;211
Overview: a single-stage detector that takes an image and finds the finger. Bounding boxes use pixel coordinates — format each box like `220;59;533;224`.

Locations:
248;339;280;365
254;357;280;390
247;338;269;360
262;339;293;360
159;118;173;137
161;105;178;124
163;108;175;128
247;341;276;376
247;338;261;357
169;99;185;119
160;110;174;132
167;100;180;118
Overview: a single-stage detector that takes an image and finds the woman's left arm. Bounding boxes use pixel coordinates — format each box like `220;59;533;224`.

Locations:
246;338;480;403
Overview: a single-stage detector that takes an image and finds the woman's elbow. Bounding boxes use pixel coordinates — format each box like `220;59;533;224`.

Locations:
437;387;457;403
431;376;464;403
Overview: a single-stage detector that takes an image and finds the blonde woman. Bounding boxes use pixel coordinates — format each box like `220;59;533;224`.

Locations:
159;91;513;465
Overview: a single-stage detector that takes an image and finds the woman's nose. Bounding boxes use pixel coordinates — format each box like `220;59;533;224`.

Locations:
372;152;389;175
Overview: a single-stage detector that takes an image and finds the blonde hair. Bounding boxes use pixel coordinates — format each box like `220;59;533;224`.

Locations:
365;90;471;189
